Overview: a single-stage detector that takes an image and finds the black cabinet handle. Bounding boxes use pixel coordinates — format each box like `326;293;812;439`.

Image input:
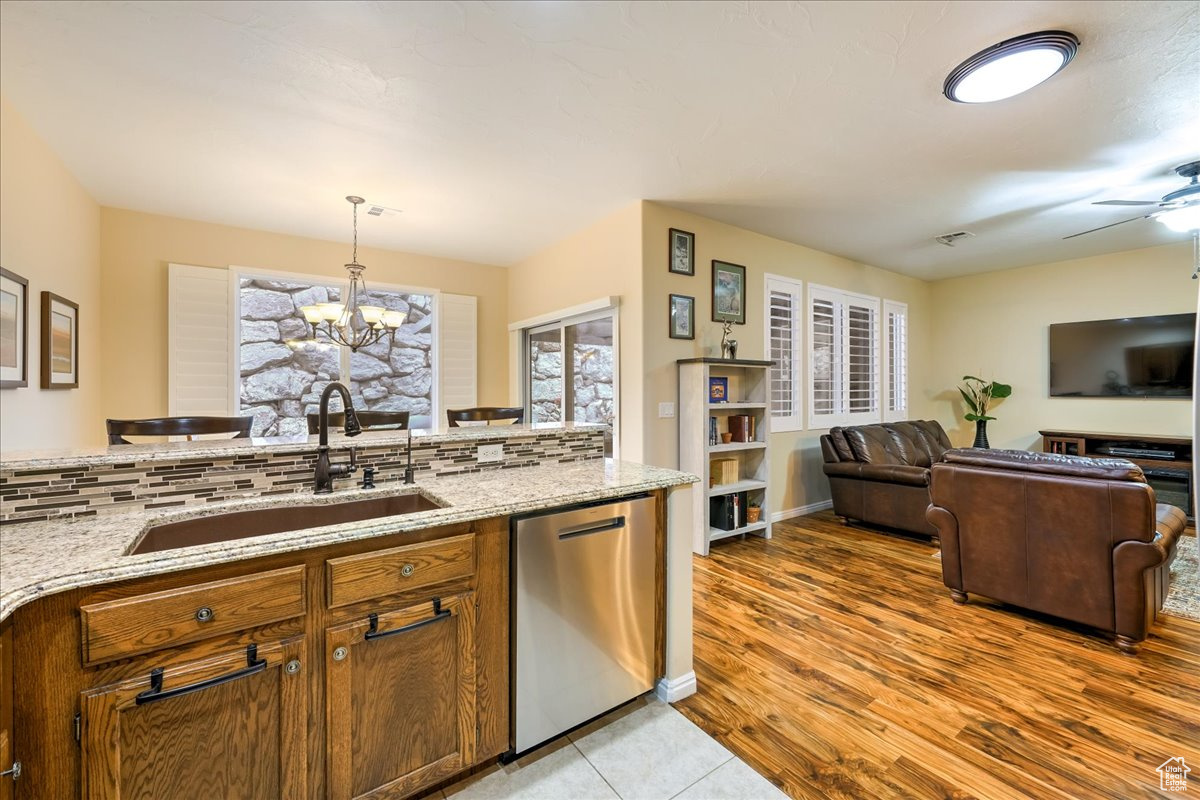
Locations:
365;598;449;641
135;644;267;706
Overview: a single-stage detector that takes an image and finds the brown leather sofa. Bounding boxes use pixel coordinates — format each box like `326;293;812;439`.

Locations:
926;448;1185;653
820;420;951;537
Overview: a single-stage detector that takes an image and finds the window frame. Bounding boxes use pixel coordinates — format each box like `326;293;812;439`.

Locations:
883;299;909;422
763;273;804;432
229;266;442;431
807;282;882;430
516;302;620;459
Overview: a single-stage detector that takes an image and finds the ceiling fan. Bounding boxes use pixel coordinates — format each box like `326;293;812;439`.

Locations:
1064;160;1200;239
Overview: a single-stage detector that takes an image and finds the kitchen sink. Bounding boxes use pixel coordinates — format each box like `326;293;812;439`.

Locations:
127;492;446;555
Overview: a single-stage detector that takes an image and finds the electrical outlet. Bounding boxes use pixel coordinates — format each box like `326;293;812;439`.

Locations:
477;444;504;463
658;402;675;418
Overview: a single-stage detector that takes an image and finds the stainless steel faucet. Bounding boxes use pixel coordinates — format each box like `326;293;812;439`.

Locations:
314;382;362;494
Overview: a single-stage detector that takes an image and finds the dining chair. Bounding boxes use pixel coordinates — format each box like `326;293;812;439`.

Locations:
306;410;410;435
106;416;254;445
445;407;525;427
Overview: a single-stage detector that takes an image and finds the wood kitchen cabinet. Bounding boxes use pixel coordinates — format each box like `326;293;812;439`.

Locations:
325;593;477;799
80;636;308;800
6;513;518;800
0;623;15;800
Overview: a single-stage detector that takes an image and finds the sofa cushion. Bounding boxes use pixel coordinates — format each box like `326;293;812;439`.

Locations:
941;448;1146;482
832;420;950;467
827;428;855;462
824;461;929;487
894;420;951;466
845;425;907;464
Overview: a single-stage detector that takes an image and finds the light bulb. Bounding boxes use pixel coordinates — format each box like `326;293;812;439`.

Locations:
300;306;324;324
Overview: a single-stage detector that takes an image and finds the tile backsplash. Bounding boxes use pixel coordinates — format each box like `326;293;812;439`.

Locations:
0;429;605;524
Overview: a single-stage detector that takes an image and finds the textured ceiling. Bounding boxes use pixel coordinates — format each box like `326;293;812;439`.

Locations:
1;1;1197;278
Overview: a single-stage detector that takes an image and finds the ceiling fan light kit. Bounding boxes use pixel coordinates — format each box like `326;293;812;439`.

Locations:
1157;205;1200;233
943;30;1079;103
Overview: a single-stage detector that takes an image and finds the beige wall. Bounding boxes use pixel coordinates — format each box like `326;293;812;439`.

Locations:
508;202;646;460
0;97;103;452
99;208;510;423
641;202;935;515
929;242;1196;450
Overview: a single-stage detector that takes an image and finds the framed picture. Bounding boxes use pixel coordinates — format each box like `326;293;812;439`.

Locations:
41;291;79;389
668;293;694;340
711;260;746;325
0;268;29;389
708;376;729;403
668;228;695;275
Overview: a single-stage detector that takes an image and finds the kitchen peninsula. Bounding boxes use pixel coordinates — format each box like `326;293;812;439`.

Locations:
0;423;697;799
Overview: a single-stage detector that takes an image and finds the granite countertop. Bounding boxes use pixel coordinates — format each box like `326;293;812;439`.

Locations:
0;421;604;472
0;459;696;622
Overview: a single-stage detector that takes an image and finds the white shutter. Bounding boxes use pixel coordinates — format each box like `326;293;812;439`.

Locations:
846;299;878;415
764;274;802;432
168;263;232;417
439;293;478;422
808;284;881;429
884;300;908;421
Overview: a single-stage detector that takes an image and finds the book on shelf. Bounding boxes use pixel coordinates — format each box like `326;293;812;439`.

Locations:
709;491;749;531
709;416;718;446
729;414;756;443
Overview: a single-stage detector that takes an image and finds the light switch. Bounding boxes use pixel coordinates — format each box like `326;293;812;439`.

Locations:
658;402;675;418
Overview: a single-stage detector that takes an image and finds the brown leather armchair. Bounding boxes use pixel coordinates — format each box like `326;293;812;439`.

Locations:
927;448;1185;653
820;420;951;537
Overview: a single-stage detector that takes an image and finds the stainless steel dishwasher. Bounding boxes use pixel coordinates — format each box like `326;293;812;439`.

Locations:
512;494;657;754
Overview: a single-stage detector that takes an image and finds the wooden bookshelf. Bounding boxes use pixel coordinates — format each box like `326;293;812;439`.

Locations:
678;358;773;556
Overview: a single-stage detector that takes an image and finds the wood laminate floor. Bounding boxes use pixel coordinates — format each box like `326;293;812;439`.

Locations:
676;511;1200;800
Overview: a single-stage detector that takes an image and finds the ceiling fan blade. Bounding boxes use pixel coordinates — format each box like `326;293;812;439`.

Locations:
1089;201;1161;208
1062;214;1148;240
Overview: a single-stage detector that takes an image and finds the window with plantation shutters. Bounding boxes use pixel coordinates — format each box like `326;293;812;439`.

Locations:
808;284;881;428
883;300;908;421
764;275;803;431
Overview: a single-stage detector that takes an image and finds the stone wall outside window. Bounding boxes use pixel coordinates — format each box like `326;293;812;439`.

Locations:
238;278;434;435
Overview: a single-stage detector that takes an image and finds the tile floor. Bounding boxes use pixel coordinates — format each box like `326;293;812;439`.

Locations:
430;695;789;800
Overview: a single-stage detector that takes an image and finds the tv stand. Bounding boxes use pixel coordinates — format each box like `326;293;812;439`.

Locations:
1039;429;1193;519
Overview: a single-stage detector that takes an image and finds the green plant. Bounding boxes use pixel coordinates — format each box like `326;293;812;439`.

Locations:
958;375;1012;422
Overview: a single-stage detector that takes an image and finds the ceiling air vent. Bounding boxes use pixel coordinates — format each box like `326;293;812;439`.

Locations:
366;203;402;218
934;230;975;247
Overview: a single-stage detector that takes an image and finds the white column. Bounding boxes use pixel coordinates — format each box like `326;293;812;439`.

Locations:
657;482;697;702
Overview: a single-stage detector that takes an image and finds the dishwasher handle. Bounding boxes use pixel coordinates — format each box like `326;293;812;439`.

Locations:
557;516;626;540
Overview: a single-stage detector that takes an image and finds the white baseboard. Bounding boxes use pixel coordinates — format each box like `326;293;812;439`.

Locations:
771;500;833;523
655;672;697;703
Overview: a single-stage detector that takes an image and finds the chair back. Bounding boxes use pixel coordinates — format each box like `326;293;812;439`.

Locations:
446;407;524;427
928;448;1155;630
306;410;410;435
107;416;253;445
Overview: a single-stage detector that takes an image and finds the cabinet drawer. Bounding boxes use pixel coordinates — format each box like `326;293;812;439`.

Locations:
80;565;306;666
326;533;476;608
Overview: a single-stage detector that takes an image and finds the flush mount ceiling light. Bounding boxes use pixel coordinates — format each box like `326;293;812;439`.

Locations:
944;31;1080;103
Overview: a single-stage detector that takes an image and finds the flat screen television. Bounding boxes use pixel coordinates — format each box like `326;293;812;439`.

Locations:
1048;313;1195;398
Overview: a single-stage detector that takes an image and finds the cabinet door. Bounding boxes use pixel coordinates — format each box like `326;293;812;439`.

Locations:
0;625;13;800
326;593;476;800
80;636;307;800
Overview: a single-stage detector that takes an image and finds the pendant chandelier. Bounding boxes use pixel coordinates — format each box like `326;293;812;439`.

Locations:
298;196;403;351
